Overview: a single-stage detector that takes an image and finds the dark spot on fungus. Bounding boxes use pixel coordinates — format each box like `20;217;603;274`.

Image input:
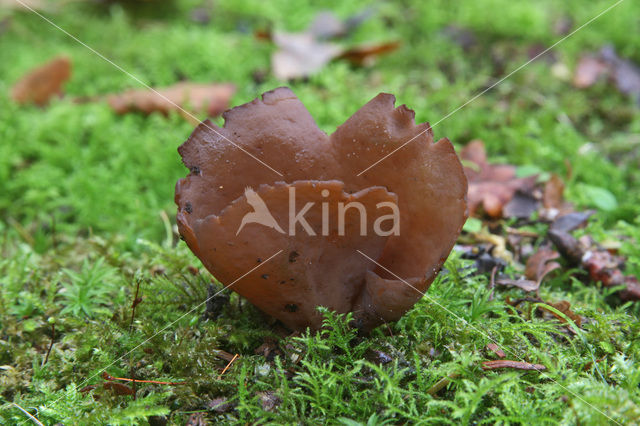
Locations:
256;258;262;263
288;251;299;263
185;202;193;214
261;274;269;279
190;166;201;175
279;280;286;284
285;303;298;313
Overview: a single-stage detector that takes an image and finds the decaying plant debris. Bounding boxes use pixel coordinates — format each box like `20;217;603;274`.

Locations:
10;56;71;106
175;87;468;331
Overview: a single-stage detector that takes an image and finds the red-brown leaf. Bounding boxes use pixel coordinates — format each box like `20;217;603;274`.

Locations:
338;41;401;66
266;11;397;80
461;140;537;218
106;82;235;117
543;174;566;209
11;56;71;106
525;249;561;283
495;278;539;292
486;343;506;358
540;300;582;327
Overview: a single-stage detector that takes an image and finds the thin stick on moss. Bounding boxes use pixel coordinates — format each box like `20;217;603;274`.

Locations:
42;322;55;367
218;353;239;380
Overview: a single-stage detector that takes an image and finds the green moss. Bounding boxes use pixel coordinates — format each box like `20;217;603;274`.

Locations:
1;0;639;424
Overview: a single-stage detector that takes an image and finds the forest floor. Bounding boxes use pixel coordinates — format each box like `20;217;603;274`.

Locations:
1;0;639;424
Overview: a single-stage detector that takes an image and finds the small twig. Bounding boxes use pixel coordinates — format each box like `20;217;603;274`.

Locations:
102;372;184;385
129;278;143;400
130;278;142;332
218;353;239;379
10;403;44;426
41;322;55;367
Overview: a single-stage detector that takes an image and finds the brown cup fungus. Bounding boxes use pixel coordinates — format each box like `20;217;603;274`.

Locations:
175;87;468;331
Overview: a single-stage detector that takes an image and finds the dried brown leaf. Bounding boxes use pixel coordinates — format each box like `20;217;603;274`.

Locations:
539;300;582;327
543;174;565;209
11;56;71;106
338;41;401;66
460;140;536;218
267;11;396;80
495;278;539;293
525;249;560;283
106;82;235;117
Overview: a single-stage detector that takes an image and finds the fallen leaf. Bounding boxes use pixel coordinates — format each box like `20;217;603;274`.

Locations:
539;300;582;327
548;229;584;265
495;248;559;294
486;343;506;358
264;11;397;80
105;82;235;117
271;32;343;80
502;190;539;219
461;140;537;218
482;360;546;371
542;174;565;209
550;226;639;302
495;278;539;293
549;211;594;233
11;56;71;106
525;249;560;283
337;41;401;66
